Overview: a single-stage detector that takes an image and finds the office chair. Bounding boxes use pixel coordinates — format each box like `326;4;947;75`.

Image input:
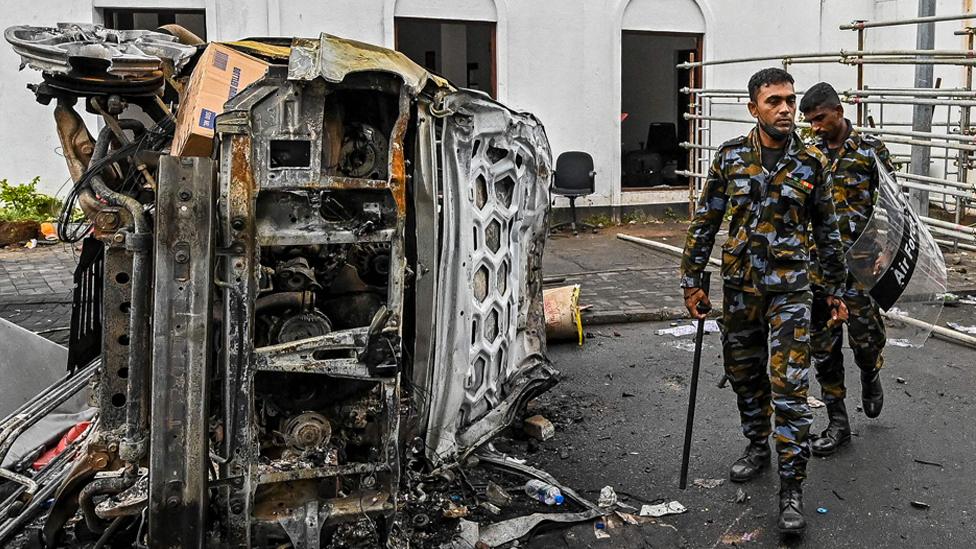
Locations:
550;151;596;236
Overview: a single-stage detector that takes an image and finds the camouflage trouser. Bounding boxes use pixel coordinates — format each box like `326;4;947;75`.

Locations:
722;285;813;481
811;285;886;406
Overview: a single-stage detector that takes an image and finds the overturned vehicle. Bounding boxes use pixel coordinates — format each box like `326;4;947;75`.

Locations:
1;24;566;547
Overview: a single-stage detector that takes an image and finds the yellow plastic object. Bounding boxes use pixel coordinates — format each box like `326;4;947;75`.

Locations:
543;284;583;346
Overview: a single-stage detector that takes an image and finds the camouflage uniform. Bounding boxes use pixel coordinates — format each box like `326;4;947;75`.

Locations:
681;128;847;481
809;123;893;406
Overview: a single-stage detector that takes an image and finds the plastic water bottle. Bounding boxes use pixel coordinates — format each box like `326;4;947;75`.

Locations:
524;480;565;505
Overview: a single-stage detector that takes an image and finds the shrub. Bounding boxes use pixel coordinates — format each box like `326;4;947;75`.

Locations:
0;177;61;222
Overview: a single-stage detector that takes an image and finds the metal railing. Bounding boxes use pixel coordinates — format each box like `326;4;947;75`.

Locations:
677;11;976;251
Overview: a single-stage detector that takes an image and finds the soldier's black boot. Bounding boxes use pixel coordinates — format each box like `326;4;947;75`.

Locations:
729;441;771;482
778;479;806;534
811;400;851;456
861;369;884;418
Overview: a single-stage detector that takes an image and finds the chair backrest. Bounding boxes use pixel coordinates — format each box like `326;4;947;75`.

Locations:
645;122;679;155
553;151;595;196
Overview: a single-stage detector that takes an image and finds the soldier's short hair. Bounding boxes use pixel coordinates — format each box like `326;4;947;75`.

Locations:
747;68;794;102
799;82;841;113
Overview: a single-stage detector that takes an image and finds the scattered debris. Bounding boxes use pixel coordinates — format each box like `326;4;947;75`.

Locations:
947;322;976;335
896;377;907;384
523;415;555;441
910;500;931;510
693;478;725;489
598;486;619;508
960;297;976;306
832;489;845;501
817;507;828;514
807;395;826;408
443;519;480;549
887;338;914;348
732;488;749;504
593;519;610;539
913;458;943;468
656;321;720;337
938;292;960;305
478;510;605;547
639;501;687;517
523;479;565;505
479;502;502;516
615;511;641;525
669;340;698;352
622;391;636;398
443;502;469;519
486;481;513;507
720;528;761;544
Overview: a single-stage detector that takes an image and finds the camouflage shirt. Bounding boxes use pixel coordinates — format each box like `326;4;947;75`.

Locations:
813;121;893;245
809;121;893;289
680;128;847;296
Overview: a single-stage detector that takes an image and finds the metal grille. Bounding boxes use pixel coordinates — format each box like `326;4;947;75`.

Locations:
67;237;103;373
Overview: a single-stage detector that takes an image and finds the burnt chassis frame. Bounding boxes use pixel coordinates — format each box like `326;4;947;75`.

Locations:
19;33;555;547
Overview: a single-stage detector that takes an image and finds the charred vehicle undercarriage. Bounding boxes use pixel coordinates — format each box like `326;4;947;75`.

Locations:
0;24;569;547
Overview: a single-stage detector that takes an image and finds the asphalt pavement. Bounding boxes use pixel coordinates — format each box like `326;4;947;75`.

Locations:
522;307;976;548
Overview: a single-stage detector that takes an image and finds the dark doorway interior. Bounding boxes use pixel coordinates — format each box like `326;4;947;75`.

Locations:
621;31;702;190
396;18;496;98
103;8;207;40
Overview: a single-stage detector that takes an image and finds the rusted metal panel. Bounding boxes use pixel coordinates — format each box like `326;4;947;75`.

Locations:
149;156;215;548
220;133;259;547
287;33;452;94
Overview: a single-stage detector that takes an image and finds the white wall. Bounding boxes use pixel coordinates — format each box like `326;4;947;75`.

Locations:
0;0;973;207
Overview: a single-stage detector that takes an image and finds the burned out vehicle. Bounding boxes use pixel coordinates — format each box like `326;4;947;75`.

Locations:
0;24;564;547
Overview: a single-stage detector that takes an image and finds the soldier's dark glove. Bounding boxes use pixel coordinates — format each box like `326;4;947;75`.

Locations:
683;287;711;320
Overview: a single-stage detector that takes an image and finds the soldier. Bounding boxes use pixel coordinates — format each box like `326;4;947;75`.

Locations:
680;68;848;535
799;82;891;456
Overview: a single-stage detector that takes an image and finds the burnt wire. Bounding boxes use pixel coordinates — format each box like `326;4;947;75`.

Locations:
57;117;175;243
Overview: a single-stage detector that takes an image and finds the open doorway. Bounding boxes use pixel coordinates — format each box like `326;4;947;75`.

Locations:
395;18;496;98
621;31;701;190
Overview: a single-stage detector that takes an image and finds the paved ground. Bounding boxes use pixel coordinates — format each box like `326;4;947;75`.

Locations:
0;244;77;345
515;304;976;548
544;221;713;324
544;221;976;326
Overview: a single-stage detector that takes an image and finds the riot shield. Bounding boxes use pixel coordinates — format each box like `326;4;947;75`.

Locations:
844;155;947;346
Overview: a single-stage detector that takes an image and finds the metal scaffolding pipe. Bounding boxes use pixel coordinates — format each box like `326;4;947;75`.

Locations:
841;12;976;30
923;223;976;242
919;215;976;235
676;170;707;180
897;180;976;199
899;171;976;190
843;88;976;97
677;49;976;69
679;143;719;152
682;113;975;143
845;96;976;107
878;136;976;152
681;88;809;95
681;87;974;98
935;237;976;251
845;57;976;65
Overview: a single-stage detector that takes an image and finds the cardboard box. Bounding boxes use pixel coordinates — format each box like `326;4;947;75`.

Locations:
172;43;270;157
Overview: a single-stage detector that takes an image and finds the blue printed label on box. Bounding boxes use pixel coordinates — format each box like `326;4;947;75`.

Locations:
198;108;216;130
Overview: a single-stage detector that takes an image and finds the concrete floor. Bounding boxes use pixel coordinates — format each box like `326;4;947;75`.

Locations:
521;306;976;548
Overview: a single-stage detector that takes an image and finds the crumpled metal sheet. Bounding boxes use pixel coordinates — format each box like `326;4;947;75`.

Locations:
287;33;452;94
423;90;555;464
4;23;197;77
